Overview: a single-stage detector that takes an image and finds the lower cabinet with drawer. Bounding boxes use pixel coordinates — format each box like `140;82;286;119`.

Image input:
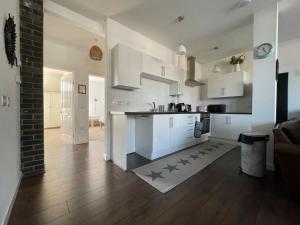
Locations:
135;114;208;160
210;114;252;141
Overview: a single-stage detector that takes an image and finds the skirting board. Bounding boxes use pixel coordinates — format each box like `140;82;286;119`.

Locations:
3;175;22;225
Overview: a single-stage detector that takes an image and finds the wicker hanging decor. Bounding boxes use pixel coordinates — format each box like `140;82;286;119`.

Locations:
4;14;17;67
89;45;103;61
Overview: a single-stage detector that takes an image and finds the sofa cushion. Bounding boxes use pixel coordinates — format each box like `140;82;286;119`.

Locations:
282;120;300;145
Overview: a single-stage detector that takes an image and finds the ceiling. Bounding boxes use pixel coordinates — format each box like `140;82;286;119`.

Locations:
50;0;300;63
44;12;105;50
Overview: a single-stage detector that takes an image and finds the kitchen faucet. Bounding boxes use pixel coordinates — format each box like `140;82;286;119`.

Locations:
147;102;156;112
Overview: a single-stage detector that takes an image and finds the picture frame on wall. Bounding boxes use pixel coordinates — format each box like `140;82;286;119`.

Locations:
78;84;87;94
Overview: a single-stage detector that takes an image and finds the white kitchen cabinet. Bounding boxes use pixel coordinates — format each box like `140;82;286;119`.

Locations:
169;68;185;96
207;75;225;98
170;82;183;96
207;71;245;98
135;114;172;159
164;64;177;80
135;114;206;160
210;114;252;141
111;44;142;90
142;56;179;80
111;114;136;171
142;54;164;77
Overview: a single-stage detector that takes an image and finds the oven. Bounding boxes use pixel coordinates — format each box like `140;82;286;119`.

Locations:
200;113;210;134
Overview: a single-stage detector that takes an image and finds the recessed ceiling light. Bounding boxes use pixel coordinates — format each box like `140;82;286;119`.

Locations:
237;0;252;8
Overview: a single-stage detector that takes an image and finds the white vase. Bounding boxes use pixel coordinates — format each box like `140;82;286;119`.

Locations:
234;64;241;72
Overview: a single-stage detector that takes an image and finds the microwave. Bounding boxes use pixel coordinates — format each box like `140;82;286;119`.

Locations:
207;104;226;113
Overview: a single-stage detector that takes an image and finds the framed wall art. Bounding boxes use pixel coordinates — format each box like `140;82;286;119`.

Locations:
78;84;87;94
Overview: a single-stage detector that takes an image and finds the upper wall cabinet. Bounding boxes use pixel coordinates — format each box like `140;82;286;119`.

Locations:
142;54;164;77
207;71;245;98
170;68;185;96
142;56;178;80
112;44;142;90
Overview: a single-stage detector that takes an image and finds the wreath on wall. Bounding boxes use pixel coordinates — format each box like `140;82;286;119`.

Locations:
4;14;17;67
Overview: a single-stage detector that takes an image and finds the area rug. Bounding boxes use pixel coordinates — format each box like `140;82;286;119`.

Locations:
132;141;236;193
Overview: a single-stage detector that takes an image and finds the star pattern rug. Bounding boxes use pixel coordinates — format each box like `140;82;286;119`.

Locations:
132;141;236;193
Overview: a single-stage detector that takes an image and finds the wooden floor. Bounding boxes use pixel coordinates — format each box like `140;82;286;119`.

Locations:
9;131;300;225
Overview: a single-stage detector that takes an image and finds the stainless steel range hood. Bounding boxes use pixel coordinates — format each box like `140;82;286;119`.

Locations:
185;56;206;87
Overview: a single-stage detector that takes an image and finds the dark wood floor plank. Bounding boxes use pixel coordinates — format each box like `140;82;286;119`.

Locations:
8;129;300;225
254;176;298;225
116;149;240;225
220;176;265;225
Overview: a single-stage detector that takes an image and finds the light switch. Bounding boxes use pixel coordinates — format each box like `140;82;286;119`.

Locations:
0;96;9;107
0;96;4;106
7;97;10;107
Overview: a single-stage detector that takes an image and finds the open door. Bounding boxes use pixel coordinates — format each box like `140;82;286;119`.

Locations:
60;72;74;142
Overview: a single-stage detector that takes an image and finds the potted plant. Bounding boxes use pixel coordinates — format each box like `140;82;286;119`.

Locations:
229;54;246;72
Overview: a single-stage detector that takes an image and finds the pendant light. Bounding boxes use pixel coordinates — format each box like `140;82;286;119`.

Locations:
213;64;221;73
177;44;187;56
237;0;252;8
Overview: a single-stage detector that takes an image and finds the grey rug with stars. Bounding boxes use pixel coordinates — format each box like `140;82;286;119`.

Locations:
132;141;236;193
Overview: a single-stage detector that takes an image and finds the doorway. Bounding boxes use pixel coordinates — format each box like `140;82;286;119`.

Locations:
276;73;289;124
88;75;105;141
43;67;74;147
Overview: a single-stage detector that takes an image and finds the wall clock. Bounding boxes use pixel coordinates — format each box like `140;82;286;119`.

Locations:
4;14;17;67
254;43;273;59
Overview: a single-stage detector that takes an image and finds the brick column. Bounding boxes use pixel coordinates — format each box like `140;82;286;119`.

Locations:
20;0;44;176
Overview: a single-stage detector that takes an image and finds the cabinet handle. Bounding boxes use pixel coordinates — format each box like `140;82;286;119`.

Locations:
220;88;225;96
171;117;174;128
169;117;172;128
162;66;165;76
225;116;231;125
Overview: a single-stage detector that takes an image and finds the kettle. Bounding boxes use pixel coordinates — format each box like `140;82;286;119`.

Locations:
168;103;176;112
176;103;186;112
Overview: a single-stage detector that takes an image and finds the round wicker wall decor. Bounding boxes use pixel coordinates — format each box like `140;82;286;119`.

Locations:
89;45;103;61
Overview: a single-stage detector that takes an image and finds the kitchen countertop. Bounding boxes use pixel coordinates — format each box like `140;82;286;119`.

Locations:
110;111;203;115
125;111;203;115
110;111;252;115
210;112;252;115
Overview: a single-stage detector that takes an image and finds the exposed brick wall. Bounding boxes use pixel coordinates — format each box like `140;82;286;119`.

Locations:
20;0;44;176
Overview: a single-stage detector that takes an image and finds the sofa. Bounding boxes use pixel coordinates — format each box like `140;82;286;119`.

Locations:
273;119;300;200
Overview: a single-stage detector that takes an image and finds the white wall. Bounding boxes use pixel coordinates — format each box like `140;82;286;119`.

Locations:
252;4;278;171
278;38;300;119
44;70;62;92
0;1;22;224
105;18;201;160
44;38;105;144
106;19;201;112
200;51;253;112
89;77;105;118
